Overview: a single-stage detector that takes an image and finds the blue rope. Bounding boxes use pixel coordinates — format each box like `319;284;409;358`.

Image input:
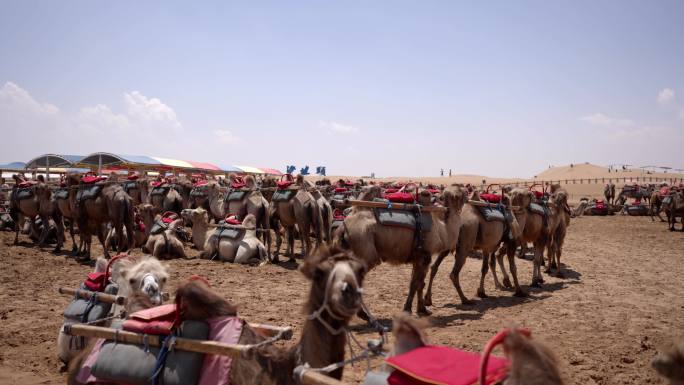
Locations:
80;293;98;323
149;334;176;385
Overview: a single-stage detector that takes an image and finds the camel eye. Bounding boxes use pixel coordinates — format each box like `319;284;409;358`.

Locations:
129;278;136;285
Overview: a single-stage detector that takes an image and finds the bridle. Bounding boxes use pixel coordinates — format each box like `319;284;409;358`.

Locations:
306;262;362;336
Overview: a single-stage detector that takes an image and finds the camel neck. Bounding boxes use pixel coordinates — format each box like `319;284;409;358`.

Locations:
297;316;348;380
192;221;210;249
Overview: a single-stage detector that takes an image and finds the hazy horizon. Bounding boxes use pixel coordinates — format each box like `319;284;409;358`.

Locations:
1;1;683;177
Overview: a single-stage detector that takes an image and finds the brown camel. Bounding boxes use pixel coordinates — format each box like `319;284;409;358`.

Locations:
181;208;268;264
337;184;467;315
149;179;184;215
604;183;616;205
121;176;149;205
225;174;272;256
489;188;549;291
425;190;522;307
545;189;571;277
53;175;80;254
104;206;149;250
142;213;186;259
68;246;367;385
9;175;56;249
652;339;684;385
665;190;684;231
271;175;322;262
75;176;135;259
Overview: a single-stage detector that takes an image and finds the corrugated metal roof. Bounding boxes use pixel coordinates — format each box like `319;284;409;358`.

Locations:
150;157;194;169
25;154;85;169
79;153;161;166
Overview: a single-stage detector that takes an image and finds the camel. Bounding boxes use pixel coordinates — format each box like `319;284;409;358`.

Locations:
545;189;571;277
370;315;564;385
104;206;149;250
225;174;272;255
75;176;135;259
604;183;616;205
650;188;666;222
271;175;322;262
309;186;333;244
337;184;467;315
181;208;268;264
68;246;367;385
142;213;186;259
652;339;684;385
58;255;168;365
424;190;522;307
9;175;56;249
149;179;184;214
121;175;149;206
54;175;80;254
665;190;684;231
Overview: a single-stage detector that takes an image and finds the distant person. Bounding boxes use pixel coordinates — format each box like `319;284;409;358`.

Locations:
570;163;574;168
449;169;452;177
440;168;444;176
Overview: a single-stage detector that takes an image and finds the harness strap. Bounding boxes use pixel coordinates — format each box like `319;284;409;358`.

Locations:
149;334;176;385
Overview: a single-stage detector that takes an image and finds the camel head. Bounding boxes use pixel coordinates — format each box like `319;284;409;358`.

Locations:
652;339;684;385
242;213;257;228
181;207;209;226
175;276;238;320
300;246;367;322
357;185;383;201
117;256;169;306
391;313;429;356
137;203;158;225
442;184;467;212
551;189;569;207
502;329;564;385
244;175;256;188
510;188;534;210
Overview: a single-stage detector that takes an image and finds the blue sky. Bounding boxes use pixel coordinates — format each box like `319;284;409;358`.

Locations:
1;1;683;177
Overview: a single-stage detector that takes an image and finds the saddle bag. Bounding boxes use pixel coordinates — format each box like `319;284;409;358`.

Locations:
151;186;170;196
15;187;34;200
63;283;119;324
123;181;138;193
225;190;248;202
528;202;546;216
478;206;507;223
54;188;69;200
122;304;178;335
91;320;209;385
374;209;433;232
76;185;102;202
214;225;244;240
627;204;649;216
272;189;296;202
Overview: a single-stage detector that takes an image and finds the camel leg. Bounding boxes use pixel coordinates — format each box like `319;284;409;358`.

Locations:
424;250;449;307
449;248;474;305
272;220;281;262
414;254;432;316
489;250;502;290
287;227;296;261
53;214;64;253
506;248;527;297
13;214;22;245
531;241;544;287
97;227;108;259
477;252;490;298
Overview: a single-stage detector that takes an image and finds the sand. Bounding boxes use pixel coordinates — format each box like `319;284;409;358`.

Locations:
1;213;682;385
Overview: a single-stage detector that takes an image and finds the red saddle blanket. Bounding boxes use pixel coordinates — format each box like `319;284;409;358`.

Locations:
386;345;508;385
532;190;543;199
123;304;178;335
335;187;348;193
385;192;415;203
480;193;501;203
127;174;139;181
18;181;37;188
82;175;106;184
277;181;294;189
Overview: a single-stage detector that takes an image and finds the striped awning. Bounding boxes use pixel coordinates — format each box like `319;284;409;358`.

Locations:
150;157;194;169
234;165;265;174
258;167;283;175
79;153;161;167
185;161;222;171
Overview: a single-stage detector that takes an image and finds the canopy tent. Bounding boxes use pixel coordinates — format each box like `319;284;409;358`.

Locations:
219;165;243;173
25;154;84;169
185;161;222;171
79;153;161;169
258;167;283;176
234;165;265;174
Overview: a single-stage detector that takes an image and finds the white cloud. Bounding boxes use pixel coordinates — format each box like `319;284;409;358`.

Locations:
213;129;241;144
319;120;360;134
124;91;181;130
0;81;59;116
581;113;634;128
657;88;675;105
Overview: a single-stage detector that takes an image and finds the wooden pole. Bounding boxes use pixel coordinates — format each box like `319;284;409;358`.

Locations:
343;199;519;211
58;287;125;305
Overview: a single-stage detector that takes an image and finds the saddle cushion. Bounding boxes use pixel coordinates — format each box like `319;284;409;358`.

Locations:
123;304;177;335
226;190;249;202
627;204;649;216
335;187;348;193
123;180;138;192
91;320;208;385
197;317;244;385
272;189;297;202
18;181;37;188
384;188;398;194
385;192;415;204
63;283;118;323
76;185;102;202
15;187;34;200
54;188;69;200
531;190;544;200
84;272;106;292
386;345;508;385
213;225;244;240
150;186;170;196
149;220;167;235
528;202;546;216
480;193;501;203
478;206;507;223
374;209;433;232
127;174;139;180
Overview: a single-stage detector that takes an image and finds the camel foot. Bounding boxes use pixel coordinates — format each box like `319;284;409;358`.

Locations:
556;271;565;278
423;296;432;307
544;268;551;275
502;277;512;289
514;289;528;298
417;307;432;317
460;298;475;306
52;246;61;254
549;262;558;270
530;279;542;288
476;289;488;298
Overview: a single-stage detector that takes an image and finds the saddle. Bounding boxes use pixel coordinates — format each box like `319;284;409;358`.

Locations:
18;180;37;188
276;174;295;189
150;212;179;235
374;208;433;232
122;304;178;335
272;189;297;202
225;189;249;202
14;186;35;201
54;187;69;200
76;185;102;202
81;174;106;184
385;192;415;204
122;180;138;193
